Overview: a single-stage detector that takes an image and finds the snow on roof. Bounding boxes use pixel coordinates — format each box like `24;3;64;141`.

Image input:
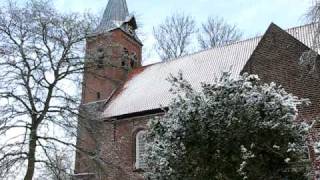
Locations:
102;23;318;118
95;0;130;33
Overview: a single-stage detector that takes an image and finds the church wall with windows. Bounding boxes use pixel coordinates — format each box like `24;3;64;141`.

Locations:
75;0;320;179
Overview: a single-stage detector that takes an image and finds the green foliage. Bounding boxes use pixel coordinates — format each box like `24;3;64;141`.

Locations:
145;72;310;180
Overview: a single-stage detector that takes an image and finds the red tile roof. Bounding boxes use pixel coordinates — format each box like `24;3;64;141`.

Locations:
103;23;318;118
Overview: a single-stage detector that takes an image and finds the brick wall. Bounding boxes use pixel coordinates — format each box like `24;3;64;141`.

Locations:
82;29;142;104
243;23;320;120
75;113;155;180
242;23;320;176
76;23;320;180
101;115;150;180
75;28;143;180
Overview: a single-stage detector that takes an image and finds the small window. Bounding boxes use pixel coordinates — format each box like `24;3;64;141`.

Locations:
96;92;101;100
97;58;104;68
130;53;137;69
135;130;146;170
121;60;126;67
121;48;129;68
130;60;135;68
123;48;129;54
128;25;134;35
97;48;104;69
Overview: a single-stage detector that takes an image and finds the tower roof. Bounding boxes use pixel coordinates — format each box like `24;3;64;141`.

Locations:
95;0;135;33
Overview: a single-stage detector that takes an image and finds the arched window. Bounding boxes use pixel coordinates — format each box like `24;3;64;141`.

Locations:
135;130;146;169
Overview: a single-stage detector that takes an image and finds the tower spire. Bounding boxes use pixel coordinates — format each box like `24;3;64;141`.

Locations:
96;0;132;33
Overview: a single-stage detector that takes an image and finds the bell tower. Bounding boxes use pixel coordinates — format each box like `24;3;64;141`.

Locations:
75;0;143;177
82;0;143;104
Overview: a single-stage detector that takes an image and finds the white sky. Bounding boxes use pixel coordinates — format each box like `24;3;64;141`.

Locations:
52;0;313;64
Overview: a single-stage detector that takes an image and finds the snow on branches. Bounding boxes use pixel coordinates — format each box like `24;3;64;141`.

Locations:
145;72;310;180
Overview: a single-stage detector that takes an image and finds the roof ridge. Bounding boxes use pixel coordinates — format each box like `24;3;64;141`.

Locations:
143;23;316;67
286;22;317;31
143;36;261;67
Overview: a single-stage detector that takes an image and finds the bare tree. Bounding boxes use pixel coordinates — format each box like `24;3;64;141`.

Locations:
198;17;242;49
299;0;320;76
36;146;73;180
153;13;197;61
307;0;320;23
0;0;118;179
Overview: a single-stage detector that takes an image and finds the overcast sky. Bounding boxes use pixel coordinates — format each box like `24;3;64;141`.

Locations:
52;0;313;64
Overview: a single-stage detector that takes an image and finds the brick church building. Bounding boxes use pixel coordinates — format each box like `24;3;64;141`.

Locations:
75;0;320;179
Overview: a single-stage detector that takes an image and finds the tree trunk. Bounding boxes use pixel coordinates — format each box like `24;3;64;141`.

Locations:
24;128;38;180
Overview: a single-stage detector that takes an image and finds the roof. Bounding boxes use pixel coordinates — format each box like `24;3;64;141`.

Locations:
102;23;319;118
95;0;132;33
92;0;142;45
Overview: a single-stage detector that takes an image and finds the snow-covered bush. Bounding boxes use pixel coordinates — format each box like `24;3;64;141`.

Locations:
145;72;310;180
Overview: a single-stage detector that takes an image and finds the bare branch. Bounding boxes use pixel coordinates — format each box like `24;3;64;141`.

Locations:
198;17;242;49
153;13;197;61
0;0;104;179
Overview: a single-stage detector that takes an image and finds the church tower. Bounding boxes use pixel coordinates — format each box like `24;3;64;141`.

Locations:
82;0;142;104
75;0;143;178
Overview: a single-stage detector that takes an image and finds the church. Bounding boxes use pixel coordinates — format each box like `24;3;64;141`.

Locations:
74;0;320;179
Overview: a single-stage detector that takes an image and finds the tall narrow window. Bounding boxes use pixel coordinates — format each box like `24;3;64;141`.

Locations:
97;48;104;68
130;53;137;69
121;48;129;68
130;59;134;68
135;130;146;169
96;92;101;100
